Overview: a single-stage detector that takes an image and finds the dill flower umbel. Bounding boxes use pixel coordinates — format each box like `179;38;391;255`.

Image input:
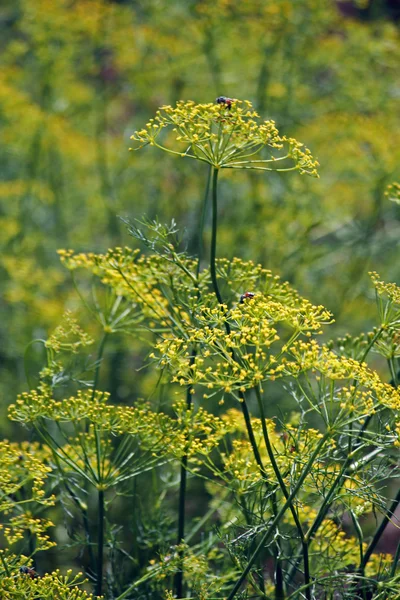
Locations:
130;99;319;175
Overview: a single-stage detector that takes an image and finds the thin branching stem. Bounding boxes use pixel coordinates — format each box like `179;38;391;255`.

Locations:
226;432;330;600
92;333;108;402
255;386;311;600
286;326;386;584
361;486;400;570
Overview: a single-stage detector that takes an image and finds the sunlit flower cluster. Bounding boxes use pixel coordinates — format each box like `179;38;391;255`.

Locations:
58;247;194;328
370;271;400;306
212;410;328;491
0;441;55;556
2;514;55;551
154;292;332;397
0;441;54;510
45;310;94;354
385;181;400;204
311;517;392;577
0;567;94;600
8;390;233;462
59;246;334;399
130;100;319;175
288;339;400;412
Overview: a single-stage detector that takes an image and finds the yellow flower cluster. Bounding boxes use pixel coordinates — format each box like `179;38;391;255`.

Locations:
214;411;328;492
8;390;232;461
45;310;94;354
394;421;400;448
58;247;182;327
0;442;56;556
370;271;400;307
130;100;319;175
288;339;400;412
155;294;332;395
0;567;94;599
385;181;400;204
58;248;336;397
0;441;54;510
2;514;55;551
311;517;392;577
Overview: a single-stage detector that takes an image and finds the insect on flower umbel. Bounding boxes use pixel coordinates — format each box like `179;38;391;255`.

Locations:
239;291;255;304
216;96;236;109
20;566;39;579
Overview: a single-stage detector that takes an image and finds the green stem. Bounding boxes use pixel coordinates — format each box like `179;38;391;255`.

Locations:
174;455;188;598
207;161;304;594
0;552;10;577
96;489;105;597
207;164;298;595
174;351;196;598
361;486;400;570
350;509;365;575
255;387;310;600
359;326;384;365
286;329;385;585
388;357;397;387
271;492;284;600
391;539;400;577
196;164;212;280
92;332;108;402
53;452;96;574
227;432;330;600
210;167;223;306
239;391;264;473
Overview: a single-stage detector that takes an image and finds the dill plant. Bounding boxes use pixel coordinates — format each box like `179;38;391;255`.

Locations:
4;100;400;600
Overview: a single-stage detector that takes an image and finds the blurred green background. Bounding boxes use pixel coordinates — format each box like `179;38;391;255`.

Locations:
1;0;400;431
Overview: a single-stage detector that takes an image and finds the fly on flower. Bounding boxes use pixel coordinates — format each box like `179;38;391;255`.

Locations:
239;292;255;304
20;566;39;579
216;96;236;110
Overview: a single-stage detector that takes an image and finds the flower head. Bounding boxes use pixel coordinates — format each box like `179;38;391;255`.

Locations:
131;99;319;175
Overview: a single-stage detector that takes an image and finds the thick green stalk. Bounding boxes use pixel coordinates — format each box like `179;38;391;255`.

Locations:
391;539;400;577
196;164;212;280
207;167;264;474
209;166;288;595
271;492;284;600
210;167;224;306
174;351;196;598
174;455;188;598
207;165;264;488
96;489;105;597
174;165;212;596
239;391;264;473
